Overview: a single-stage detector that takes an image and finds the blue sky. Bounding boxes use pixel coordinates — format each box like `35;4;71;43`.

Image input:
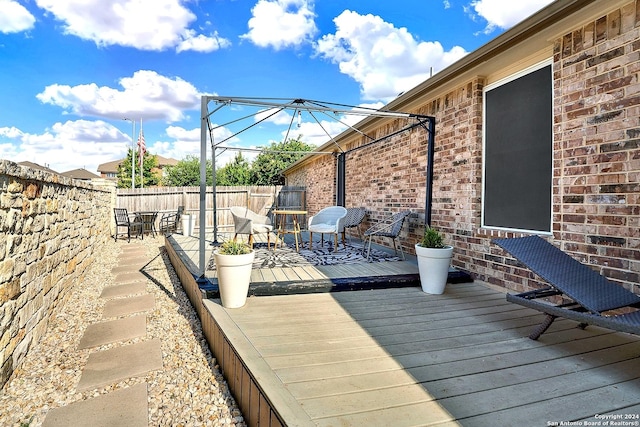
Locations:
0;0;553;174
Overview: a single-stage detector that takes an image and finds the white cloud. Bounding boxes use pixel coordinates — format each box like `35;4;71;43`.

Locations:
469;0;554;33
151;124;243;166
0;0;35;33
177;29;232;53
34;0;230;52
36;70;201;122
241;0;317;50
255;108;293;126
315;10;467;102
0;120;130;173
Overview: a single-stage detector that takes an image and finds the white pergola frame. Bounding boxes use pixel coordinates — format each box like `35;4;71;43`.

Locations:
197;96;435;279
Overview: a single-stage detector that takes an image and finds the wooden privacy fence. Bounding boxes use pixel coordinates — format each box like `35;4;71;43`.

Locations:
116;185;306;230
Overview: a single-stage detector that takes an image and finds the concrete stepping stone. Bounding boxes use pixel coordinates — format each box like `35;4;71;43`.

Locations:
100;282;147;299
111;264;144;275
42;383;148;427
77;339;162;391
78;315;147;349
103;294;155;319
114;271;147;284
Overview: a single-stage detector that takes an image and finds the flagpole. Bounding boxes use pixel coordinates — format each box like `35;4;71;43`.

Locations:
138;119;144;189
123;118;135;189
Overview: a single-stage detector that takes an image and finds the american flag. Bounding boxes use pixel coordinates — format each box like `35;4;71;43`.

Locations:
137;128;145;167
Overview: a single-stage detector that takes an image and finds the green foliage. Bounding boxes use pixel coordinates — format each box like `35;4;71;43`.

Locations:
161;137;313;187
163;155;213;187
250;138;314;185
217;239;252;255
419;227;446;248
216;152;251;185
117;149;158;188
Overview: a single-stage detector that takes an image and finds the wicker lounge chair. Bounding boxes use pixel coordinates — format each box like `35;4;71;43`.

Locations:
494;235;640;340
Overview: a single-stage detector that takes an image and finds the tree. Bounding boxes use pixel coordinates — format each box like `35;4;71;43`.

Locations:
250;138;314;185
216;152;251;185
163;155;213;187
117;149;158;188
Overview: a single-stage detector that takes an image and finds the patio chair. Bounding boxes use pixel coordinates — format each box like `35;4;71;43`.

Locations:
342;207;367;243
113;208;143;242
494;235;640;340
230;206;273;249
308;206;348;251
363;210;412;261
159;206;184;234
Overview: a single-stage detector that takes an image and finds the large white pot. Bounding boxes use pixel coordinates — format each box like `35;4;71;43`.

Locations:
213;250;255;308
415;244;453;294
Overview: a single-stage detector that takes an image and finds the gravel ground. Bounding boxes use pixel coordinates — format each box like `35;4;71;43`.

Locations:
0;236;245;427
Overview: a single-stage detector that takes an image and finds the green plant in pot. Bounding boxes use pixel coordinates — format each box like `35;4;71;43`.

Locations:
415;226;453;294
213;239;255;308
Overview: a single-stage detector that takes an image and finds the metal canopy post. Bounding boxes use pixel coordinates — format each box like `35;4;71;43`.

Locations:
198;97;208;278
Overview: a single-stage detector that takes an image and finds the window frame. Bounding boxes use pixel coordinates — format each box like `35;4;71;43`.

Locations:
481;59;554;234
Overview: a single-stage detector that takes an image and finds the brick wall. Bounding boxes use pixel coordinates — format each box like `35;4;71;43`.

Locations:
0;160;115;388
287;1;640;294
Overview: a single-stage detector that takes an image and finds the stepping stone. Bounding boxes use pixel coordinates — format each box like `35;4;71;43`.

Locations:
77;339;162;391
114;271;147;284
103;294;155;319
78;315;146;349
42;383;148;427
111;264;144;275
100;282;147;299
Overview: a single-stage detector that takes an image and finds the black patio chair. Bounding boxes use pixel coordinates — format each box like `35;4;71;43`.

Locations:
363;210;412;261
159;206;184;234
113;208;143;242
494;235;640;340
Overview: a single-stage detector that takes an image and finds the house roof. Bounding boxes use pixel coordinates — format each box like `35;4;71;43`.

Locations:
60;168;101;180
18;161;58;174
97;155;179;173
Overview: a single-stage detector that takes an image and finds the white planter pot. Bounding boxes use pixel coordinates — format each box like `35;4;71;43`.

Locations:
214;250;255;308
415;244;453;294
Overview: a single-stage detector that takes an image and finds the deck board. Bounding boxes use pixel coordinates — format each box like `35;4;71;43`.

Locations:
167;234;640;426
218;285;640;426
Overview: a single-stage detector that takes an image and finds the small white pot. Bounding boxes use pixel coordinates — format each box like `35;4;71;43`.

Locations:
213;250;255;308
415;244;453;295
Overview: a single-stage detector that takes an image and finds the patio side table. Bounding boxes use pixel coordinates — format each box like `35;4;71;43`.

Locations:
273;209;307;252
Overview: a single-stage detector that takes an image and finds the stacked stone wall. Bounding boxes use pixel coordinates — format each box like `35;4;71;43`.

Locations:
0;160;114;388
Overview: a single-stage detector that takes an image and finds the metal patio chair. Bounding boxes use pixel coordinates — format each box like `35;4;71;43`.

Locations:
113;208;143;242
159;206;184;234
363;210;412;261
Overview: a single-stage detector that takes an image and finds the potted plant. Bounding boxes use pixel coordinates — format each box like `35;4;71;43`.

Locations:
213;240;255;308
415;227;453;294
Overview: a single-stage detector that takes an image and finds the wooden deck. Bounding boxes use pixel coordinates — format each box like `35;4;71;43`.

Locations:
168;232;422;295
165;233;640;427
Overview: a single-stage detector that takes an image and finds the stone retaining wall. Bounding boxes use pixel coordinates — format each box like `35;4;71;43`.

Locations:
0;160;115;388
